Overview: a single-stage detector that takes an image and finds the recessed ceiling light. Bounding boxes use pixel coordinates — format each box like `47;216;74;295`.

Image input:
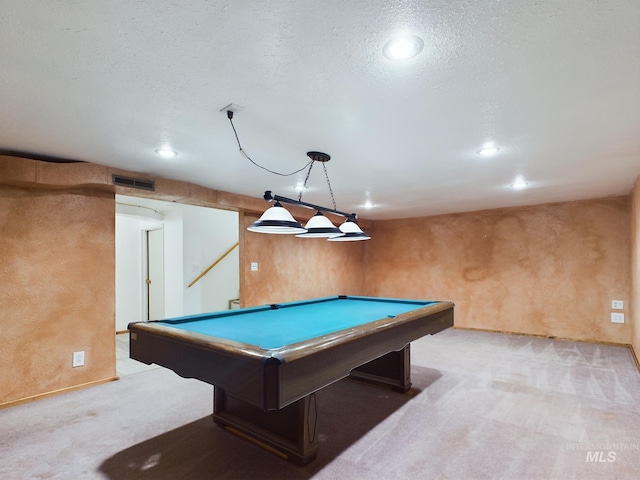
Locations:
363;200;374;209
477;144;500;157
382;35;424;60
511;174;528;190
155;147;177;158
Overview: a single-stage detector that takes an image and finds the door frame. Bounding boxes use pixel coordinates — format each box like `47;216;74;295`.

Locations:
142;226;165;321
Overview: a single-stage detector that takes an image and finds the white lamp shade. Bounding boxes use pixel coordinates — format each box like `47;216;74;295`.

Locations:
295;211;342;238
339;220;364;234
247;203;307;234
327;219;371;241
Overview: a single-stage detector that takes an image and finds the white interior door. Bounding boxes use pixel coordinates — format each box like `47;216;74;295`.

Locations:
146;228;165;320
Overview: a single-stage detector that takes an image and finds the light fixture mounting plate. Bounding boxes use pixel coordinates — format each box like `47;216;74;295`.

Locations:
219;103;245;114
307;151;330;162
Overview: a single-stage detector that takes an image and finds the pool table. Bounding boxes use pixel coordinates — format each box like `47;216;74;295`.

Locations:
129;295;454;464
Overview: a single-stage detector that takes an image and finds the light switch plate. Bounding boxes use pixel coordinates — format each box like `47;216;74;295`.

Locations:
611;300;624;310
72;351;85;367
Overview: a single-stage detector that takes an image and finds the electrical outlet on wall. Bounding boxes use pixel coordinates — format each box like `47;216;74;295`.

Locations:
72;351;85;367
611;313;624;324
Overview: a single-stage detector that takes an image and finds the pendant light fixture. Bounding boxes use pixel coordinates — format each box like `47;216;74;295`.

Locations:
246;201;306;234
296;211;343;238
328;219;371;241
225;108;370;241
249;189;370;241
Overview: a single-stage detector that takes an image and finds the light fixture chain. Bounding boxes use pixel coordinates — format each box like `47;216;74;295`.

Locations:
298;161;315;201
322;162;337;210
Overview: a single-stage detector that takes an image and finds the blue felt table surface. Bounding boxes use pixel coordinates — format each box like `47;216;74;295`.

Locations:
157;296;435;349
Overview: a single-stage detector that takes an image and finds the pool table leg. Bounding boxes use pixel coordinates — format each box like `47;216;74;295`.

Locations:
212;387;319;465
349;344;412;392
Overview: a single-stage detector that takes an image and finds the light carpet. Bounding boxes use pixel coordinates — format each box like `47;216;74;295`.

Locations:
1;329;639;479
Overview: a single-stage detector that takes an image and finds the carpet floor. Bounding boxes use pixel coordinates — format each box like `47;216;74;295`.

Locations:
1;328;639;479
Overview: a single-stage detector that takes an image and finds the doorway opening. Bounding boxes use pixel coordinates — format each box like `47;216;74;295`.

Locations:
115;194;240;376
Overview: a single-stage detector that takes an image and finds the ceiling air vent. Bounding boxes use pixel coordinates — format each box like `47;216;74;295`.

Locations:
112;174;155;191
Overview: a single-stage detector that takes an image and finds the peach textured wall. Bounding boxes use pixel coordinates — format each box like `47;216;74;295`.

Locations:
364;197;631;344
2;154;636;407
0;186;116;405
1;156;366;405
241;213;365;307
631;177;640;359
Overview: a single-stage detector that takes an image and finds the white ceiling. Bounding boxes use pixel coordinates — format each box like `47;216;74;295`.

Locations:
2;1;639;220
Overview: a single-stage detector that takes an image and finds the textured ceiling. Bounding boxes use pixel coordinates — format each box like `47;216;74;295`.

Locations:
1;1;639;219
